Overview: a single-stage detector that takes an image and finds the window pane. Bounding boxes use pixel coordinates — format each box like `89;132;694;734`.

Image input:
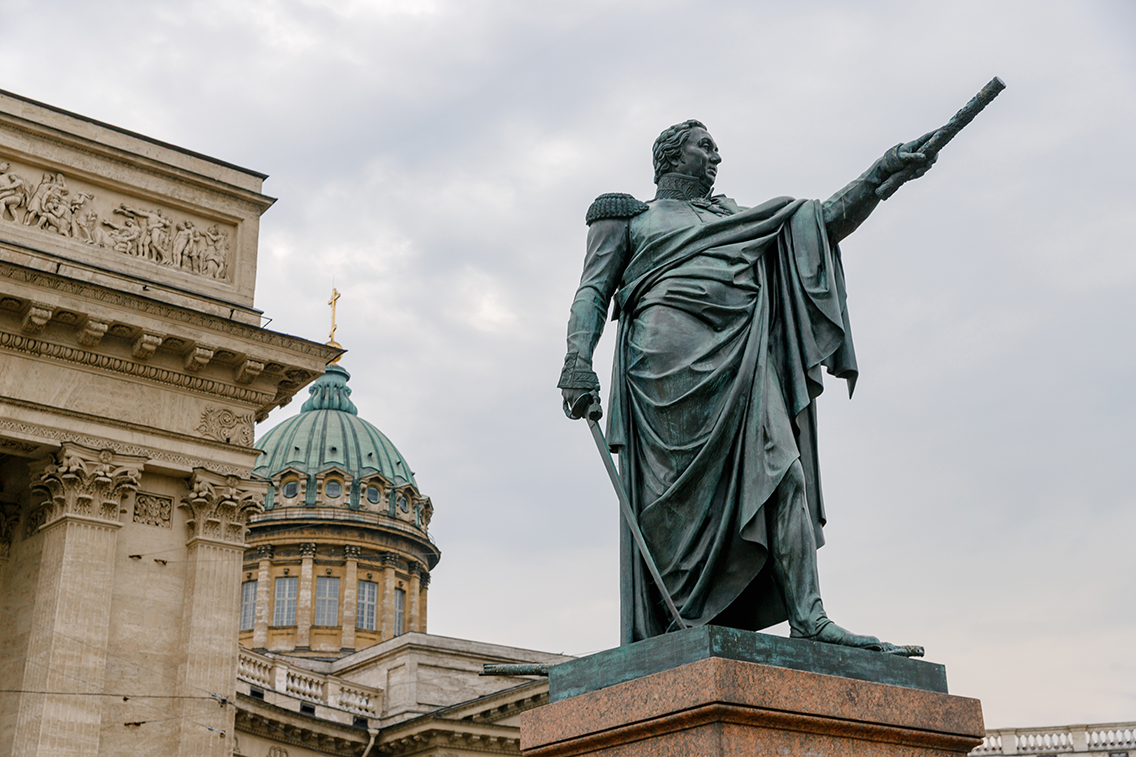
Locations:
366;486;380;505
283;481;299;498
325;481;342;498
394;588;406;636
357;580;377;631
273;576;297;626
240;580;257;631
315;576;340;626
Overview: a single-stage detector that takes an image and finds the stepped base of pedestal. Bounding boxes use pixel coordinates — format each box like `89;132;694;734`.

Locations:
521;656;984;757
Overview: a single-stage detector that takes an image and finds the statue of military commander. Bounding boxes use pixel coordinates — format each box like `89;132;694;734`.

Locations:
559;119;938;651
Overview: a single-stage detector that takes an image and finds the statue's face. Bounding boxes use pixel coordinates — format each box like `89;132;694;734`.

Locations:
673;127;721;187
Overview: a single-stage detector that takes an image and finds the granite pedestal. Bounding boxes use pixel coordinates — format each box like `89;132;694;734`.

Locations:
520;626;984;757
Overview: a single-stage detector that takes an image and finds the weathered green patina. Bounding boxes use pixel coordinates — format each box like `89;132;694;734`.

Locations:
559;85;1002;651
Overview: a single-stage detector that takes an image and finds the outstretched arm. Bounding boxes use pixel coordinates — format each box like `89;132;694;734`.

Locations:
559;217;632;419
823;133;936;244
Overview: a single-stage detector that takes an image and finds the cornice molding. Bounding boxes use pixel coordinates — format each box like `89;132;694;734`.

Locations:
0;413;251;477
0;328;276;406
0;258;336;358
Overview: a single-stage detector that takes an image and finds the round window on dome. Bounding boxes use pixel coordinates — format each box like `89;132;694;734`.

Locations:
366;486;381;505
325;481;342;499
282;481;299;499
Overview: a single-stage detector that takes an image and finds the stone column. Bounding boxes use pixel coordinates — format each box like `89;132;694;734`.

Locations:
175;469;266;757
252;545;273;650
407;562;422;635
341;546;360;651
13;444;143;757
419;571;430;633
380;552;398;640
295;542;316;648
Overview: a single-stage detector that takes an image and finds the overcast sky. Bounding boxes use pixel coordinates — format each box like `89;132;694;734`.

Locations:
5;0;1134;729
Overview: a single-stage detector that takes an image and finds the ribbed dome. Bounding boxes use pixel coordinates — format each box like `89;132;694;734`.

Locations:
253;365;417;491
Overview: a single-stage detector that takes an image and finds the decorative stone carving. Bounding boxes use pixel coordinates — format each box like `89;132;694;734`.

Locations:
30;444;144;528
381;552;400;568
344;545;362;560
418;497;434;530
234;358;264;385
256;544;274;561
21;303;52;334
183;345;214;371
78;318;109;346
131;332;163;360
178;469;265;546
407;561;422;578
0;502;20;559
0;415;248;477
133;493;173;529
24;505;47;537
420;571;431;589
196;406;255;447
300;542;317;559
0;157;234;282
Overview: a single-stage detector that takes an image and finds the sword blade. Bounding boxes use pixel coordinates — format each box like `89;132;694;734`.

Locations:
587;418;689;631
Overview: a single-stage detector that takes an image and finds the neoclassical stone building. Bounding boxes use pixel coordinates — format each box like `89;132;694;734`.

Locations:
0;90;339;756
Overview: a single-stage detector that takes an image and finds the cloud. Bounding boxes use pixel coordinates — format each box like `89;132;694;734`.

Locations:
4;0;1134;728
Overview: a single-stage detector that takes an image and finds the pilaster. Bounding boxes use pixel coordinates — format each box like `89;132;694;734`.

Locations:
13;444;143;757
295;542;316;648
342;545;360;651
419;570;430;633
381;552;398;640
252;545;273;650
408;561;422;635
175;468;266;757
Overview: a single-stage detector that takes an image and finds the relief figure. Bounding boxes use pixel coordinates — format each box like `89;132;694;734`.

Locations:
0;163;28;222
201;225;228;279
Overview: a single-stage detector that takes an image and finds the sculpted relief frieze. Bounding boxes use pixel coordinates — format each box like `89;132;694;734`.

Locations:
0;156;235;282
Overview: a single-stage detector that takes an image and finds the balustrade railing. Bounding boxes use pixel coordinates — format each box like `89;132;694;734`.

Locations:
238;648;382;720
972;723;1136;756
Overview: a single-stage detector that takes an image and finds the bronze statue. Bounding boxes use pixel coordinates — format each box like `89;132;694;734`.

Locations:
559;81;1003;652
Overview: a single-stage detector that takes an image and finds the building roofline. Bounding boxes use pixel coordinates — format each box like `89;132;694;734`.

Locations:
0;88;269;180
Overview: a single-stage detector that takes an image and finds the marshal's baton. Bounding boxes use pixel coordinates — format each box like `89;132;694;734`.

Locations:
876;76;1006;201
575;396;689;631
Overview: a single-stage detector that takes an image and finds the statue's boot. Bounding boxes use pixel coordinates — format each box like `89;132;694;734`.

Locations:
789;618;883;651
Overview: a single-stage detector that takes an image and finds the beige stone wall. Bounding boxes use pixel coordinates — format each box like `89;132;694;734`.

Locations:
0;91;338;757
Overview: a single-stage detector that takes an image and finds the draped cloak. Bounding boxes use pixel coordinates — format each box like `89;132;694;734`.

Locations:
573;196;858;644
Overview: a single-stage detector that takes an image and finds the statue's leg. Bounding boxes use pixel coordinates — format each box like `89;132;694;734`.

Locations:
769;461;882;650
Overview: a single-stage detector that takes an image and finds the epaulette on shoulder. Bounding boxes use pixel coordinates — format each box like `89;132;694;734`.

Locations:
585;193;650;226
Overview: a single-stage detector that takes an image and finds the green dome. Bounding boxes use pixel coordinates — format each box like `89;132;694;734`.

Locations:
253;365;418;505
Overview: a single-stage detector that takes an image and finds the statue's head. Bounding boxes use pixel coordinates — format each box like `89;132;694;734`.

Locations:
652;119;720;189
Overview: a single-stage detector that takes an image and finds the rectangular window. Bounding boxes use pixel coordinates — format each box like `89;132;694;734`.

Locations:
273;576;297;626
315;576;340;626
240;580;257;631
394;587;406;636
357;580;378;631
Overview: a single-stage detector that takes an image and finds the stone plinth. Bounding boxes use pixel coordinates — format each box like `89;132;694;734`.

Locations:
521;630;983;757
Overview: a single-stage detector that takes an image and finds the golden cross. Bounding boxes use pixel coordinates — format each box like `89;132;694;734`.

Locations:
327;288;342;362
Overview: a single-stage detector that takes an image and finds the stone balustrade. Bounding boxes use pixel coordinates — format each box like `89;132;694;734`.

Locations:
237;648;382;720
972;723;1136;756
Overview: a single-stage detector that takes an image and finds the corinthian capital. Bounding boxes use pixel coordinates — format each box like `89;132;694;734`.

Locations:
179;469;267;546
30;443;145;529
